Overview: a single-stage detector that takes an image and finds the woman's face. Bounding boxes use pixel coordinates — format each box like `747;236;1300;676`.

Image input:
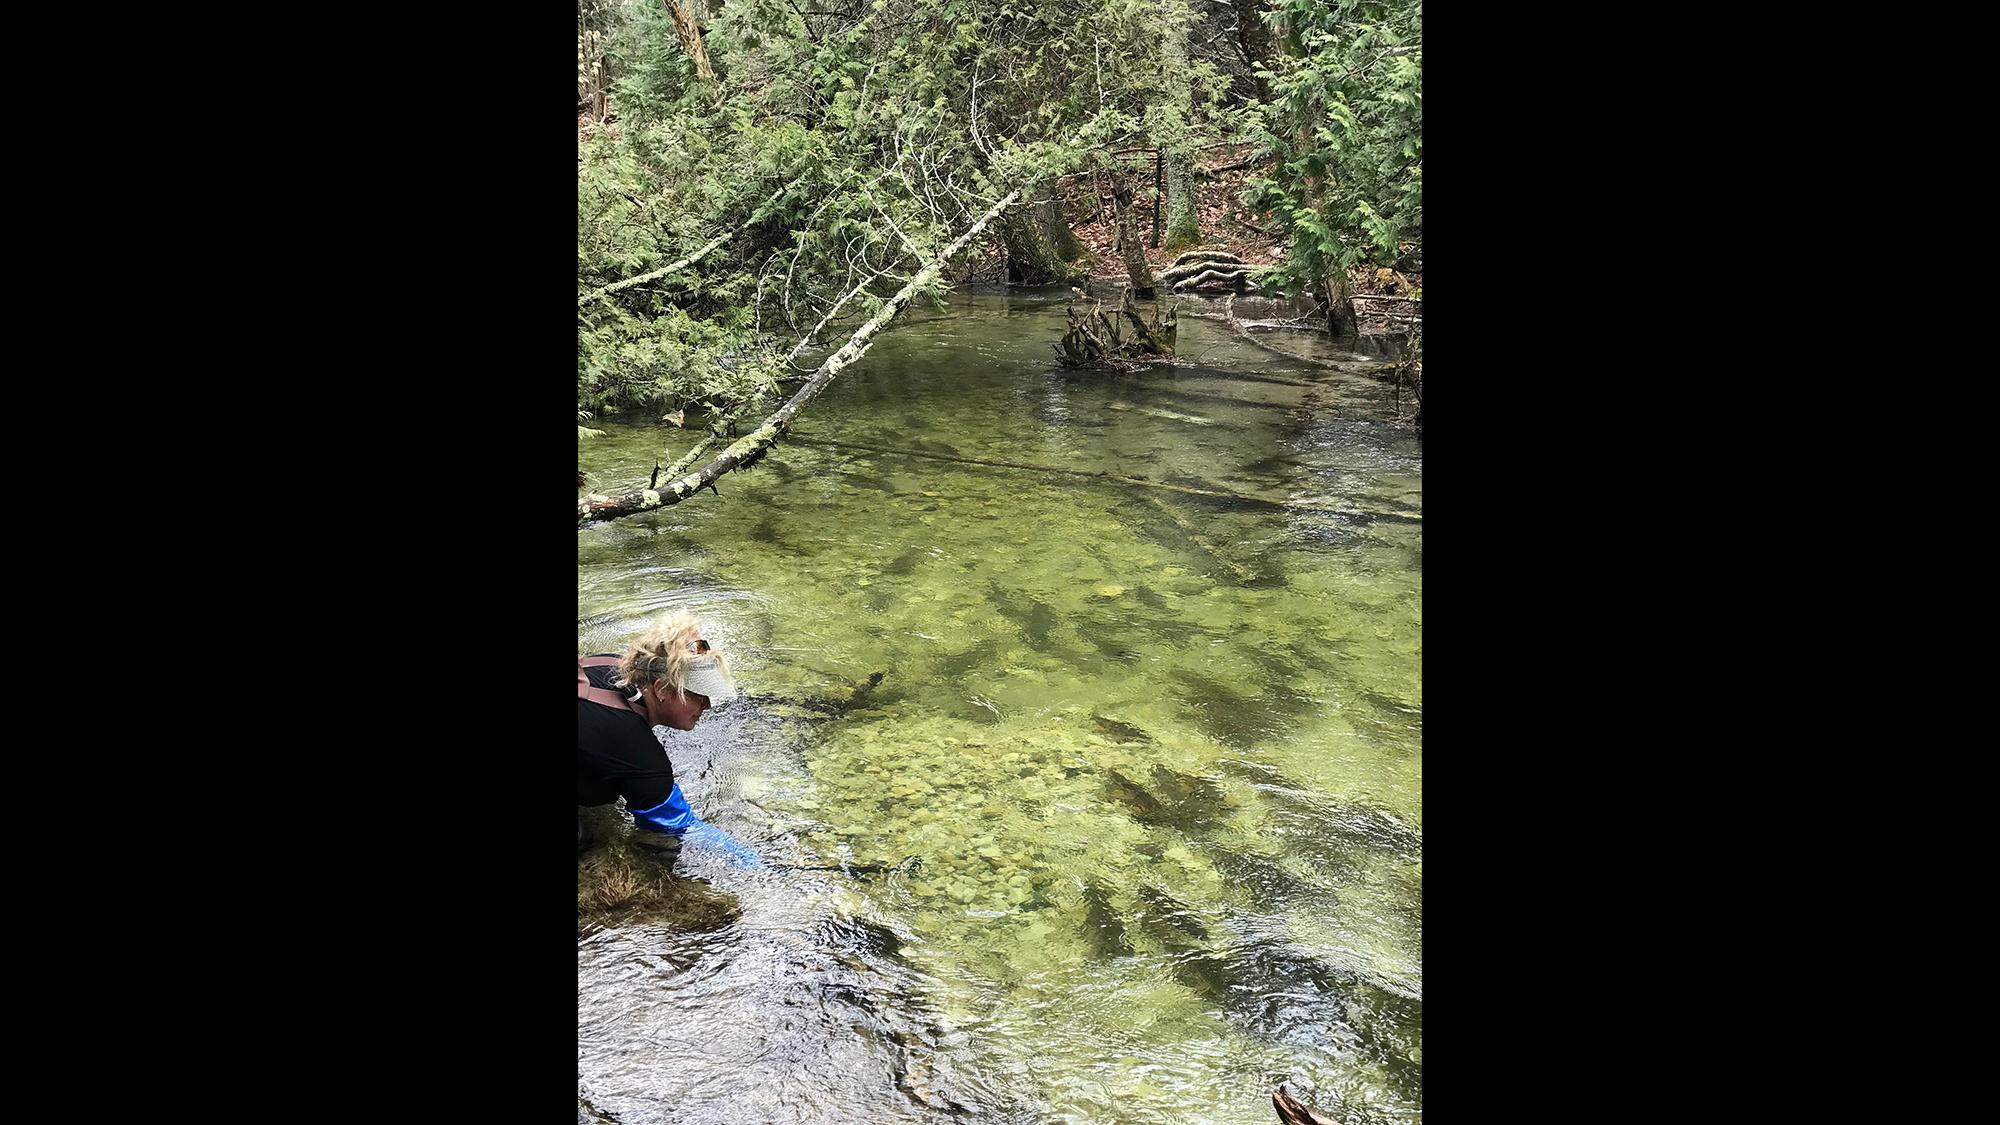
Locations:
649;683;712;730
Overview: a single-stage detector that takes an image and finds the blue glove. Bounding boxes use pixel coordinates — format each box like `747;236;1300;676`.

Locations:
680;820;767;870
630;784;701;834
630;784;765;870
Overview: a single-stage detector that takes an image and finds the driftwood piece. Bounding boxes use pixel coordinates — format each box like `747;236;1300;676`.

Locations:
1157;255;1233;285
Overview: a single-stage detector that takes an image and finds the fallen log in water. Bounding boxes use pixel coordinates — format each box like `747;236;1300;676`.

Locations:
1146;366;1323;389
1199;295;1401;377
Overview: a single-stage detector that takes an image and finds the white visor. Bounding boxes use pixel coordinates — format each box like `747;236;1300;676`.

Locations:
683;655;738;705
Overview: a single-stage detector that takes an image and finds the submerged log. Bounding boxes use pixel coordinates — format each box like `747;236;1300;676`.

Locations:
1211;295;1400;376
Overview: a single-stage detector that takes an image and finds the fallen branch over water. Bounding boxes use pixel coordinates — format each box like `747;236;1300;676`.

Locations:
580;176;808;305
579;190;1023;523
582;231;732;303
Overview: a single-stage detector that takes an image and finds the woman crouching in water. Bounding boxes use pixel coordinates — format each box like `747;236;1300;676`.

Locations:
577;611;761;868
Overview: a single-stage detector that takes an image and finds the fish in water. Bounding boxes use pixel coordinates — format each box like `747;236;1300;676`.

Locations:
1092;714;1153;742
1104;767;1228;832
749;514;786;544
813;913;910;962
1079;879;1133;959
1198;842;1334;913
1242;451;1304;477
1214;760;1422;864
1079;621;1141;664
796;671;890;717
939;639;999;678
1135;885;1212;944
987;583;1057;649
1179;930;1422;1102
1149;763;1224;810
840;467;904;494
1104;769;1168;821
882;546;928;575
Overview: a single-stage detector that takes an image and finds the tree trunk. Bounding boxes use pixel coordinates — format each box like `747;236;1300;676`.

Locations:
1034;192;1086;264
1236;0;1276;102
1003;182;1076;285
662;0;717;89
1158;0;1201;251
1162;150;1199;250
1325;269;1357;340
580;190;1023;522
1111;176;1156;297
1150;149;1163;248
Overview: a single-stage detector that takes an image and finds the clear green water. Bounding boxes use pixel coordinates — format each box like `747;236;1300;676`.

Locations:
578;288;1420;1125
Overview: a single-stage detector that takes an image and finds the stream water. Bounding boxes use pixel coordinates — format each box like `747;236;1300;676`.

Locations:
578;287;1421;1125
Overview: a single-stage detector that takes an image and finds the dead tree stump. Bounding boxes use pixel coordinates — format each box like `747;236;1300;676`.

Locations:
1054;285;1177;369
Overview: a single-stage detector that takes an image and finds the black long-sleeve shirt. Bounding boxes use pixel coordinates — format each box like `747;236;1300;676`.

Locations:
577;659;676;809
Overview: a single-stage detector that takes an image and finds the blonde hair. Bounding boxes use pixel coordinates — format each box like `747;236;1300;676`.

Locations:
614;611;729;700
